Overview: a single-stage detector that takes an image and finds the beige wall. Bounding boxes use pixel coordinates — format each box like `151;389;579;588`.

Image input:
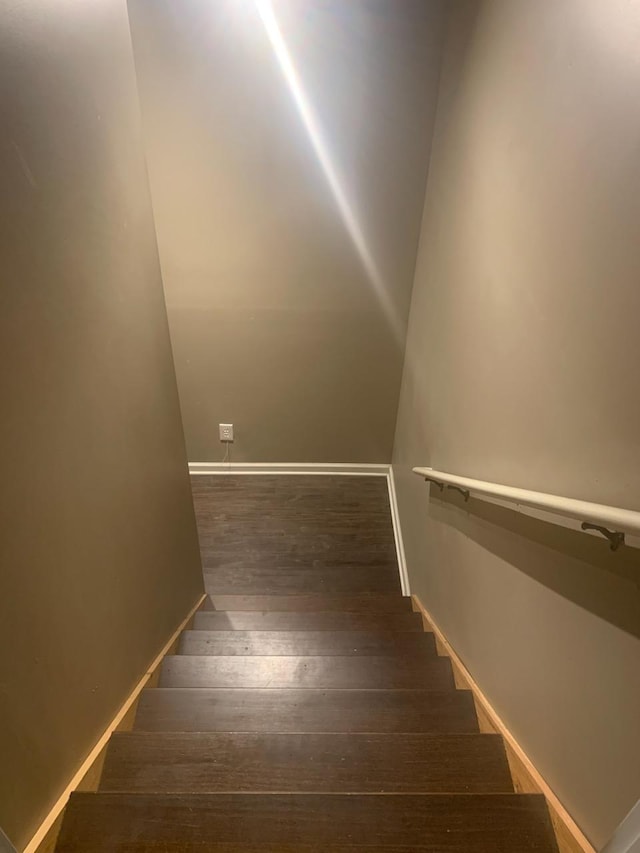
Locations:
393;0;640;847
127;0;444;462
0;0;203;847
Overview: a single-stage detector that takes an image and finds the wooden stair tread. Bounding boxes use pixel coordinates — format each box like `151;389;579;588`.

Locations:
200;595;413;612
192;611;423;632
204;565;401;595
159;654;455;689
56;792;559;852
133;688;478;733
100;732;514;794
179;630;437;656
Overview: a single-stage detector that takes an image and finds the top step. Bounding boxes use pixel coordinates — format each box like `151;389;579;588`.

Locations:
203;565;401;595
200;595;412;612
192;611;423;632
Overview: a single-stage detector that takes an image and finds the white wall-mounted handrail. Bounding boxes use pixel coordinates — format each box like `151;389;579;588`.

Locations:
413;467;640;548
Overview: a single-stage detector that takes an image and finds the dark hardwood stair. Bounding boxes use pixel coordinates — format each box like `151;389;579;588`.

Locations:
192;610;424;631
100;732;514;793
201;594;414;612
54;475;559;852
133;687;479;733
158;654;456;688
203;564;401;595
178;629;437;656
56;792;558;852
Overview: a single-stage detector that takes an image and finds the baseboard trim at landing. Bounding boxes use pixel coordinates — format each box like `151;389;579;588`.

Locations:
23;593;206;853
188;462;389;476
412;594;596;853
188;463;410;596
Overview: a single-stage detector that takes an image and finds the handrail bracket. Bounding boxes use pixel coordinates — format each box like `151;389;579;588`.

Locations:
447;484;470;502
424;477;444;491
581;522;625;551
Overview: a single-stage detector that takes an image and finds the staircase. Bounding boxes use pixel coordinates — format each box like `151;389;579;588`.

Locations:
55;475;559;851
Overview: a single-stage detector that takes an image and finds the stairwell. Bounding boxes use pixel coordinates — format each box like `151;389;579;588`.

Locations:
54;475;559;851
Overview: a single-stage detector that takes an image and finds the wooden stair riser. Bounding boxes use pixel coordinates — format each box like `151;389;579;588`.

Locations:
192;611;423;632
200;594;414;612
158;654;455;689
178;630;437;656
133;688;479;734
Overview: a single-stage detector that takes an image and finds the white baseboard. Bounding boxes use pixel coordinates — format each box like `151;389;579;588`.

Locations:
412;593;595;853
188;462;389;476
188;462;410;596
388;466;409;595
604;801;640;853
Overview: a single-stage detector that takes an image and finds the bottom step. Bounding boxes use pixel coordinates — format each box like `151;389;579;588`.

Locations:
57;792;559;852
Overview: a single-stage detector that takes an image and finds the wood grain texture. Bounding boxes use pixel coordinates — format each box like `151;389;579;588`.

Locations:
56;792;559;851
100;732;514;794
196;476;402;594
192;474;397;568
200;594;413;612
192;611;423;632
204;565;401;595
178;630;436;656
158;654;455;689
133;688;479;733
